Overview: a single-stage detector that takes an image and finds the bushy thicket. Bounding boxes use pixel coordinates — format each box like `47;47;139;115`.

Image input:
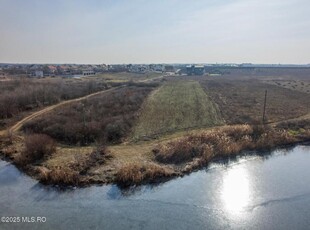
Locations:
22;86;154;145
0;77;108;119
17;134;56;164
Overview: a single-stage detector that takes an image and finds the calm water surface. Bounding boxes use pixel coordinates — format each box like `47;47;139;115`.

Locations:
0;145;310;230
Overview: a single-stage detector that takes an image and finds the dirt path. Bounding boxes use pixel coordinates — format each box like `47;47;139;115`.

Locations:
270;113;310;127
0;87;121;137
139;75;164;83
0;75;165;138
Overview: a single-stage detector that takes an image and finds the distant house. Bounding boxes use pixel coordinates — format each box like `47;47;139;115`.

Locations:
34;70;44;78
164;65;175;73
82;70;95;76
47;65;57;74
128;65;147;73
186;65;205;75
154;64;164;72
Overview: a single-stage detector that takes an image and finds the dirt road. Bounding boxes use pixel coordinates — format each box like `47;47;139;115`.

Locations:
0;87;121;137
0;75;165;137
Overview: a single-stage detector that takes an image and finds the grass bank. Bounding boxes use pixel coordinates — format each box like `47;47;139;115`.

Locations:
131;81;223;140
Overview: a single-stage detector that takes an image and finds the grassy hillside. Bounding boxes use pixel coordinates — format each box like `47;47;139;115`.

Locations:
131;81;223;140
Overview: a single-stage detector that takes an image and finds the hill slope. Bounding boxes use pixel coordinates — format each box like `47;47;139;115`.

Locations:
131;80;223;140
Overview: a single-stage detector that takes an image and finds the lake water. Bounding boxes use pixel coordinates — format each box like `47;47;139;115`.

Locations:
0;145;310;230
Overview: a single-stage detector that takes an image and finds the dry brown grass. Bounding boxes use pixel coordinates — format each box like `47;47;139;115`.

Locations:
115;162;175;187
276;118;310;131
39;168;79;186
202;79;310;124
96;72;162;81
22;85;155;145
0;77;109;121
36;145;112;186
264;80;310;94
3;121;309;187
153;125;302;166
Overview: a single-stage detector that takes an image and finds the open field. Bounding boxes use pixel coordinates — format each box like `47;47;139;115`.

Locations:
201;78;310;124
263;79;310;94
205;67;310;81
131;81;223;140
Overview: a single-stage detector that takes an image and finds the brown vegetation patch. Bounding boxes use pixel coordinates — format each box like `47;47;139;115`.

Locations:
276;119;310;131
264;80;310;94
37;145;112;186
153;125;307;167
22;85;156;145
201;79;310;124
0;77;109;121
115;162;176;187
16;134;56;165
275;119;310;138
39;168;80;186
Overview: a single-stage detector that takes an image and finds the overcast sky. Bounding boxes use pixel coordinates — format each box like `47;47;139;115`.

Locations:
0;0;309;64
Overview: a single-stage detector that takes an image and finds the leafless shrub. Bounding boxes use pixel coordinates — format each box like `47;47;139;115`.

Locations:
17;134;56;165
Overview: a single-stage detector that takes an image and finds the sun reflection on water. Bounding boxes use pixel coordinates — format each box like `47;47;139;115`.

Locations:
221;166;250;215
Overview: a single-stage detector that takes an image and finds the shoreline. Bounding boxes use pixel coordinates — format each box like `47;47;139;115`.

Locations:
0;141;309;190
1;124;309;189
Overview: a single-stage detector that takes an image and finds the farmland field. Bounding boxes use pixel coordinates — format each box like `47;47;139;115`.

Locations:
131;81;223;140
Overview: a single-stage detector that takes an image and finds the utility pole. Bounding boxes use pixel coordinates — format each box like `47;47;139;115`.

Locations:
82;105;86;128
262;90;267;124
